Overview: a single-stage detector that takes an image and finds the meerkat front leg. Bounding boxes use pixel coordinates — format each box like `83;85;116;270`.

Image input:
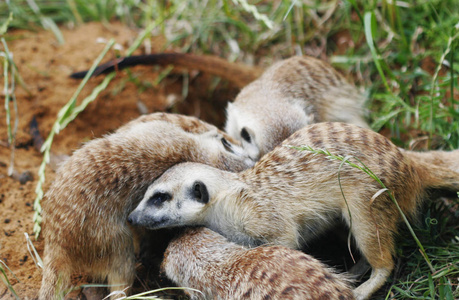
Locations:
106;239;136;299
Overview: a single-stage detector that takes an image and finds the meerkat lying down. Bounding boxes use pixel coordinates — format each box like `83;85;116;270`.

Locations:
162;227;354;300
129;122;459;300
224;55;369;160
39;113;254;300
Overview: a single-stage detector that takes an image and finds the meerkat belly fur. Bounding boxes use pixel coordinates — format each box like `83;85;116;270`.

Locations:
162;227;355;300
224;56;369;160
130;122;459;300
39;113;254;300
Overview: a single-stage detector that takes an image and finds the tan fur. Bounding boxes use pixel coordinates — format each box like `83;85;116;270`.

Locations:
225;56;369;159
116;112;240;146
162;227;354;300
39;113;254;300
130;122;459;300
402;149;459;174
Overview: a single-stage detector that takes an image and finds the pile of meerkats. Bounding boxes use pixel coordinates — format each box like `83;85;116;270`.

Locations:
39;55;459;300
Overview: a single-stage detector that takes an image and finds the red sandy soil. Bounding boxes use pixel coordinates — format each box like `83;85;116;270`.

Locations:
0;22;239;299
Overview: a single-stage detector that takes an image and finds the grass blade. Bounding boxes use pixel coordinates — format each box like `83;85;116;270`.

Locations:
33;39;115;238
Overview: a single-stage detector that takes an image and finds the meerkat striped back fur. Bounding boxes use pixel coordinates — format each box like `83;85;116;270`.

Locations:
162;227;354;300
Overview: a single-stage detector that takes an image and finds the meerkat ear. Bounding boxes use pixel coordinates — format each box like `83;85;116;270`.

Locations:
192;181;209;204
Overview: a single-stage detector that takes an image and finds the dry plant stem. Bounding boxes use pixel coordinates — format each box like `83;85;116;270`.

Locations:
1;37;18;177
289;145;435;273
33;39;116;238
337;155;356;264
120;287;205;299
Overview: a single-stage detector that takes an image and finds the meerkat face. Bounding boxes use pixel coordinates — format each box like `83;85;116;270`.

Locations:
225;102;262;161
128;163;220;230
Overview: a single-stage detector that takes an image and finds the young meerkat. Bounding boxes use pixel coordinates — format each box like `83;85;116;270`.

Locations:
39;113;254;300
224;55;369;160
162;227;354;300
129;122;459;300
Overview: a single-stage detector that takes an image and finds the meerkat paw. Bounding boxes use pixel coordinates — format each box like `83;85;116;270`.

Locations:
353;267;391;300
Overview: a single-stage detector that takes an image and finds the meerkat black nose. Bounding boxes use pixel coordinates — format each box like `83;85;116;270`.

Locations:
127;212;138;225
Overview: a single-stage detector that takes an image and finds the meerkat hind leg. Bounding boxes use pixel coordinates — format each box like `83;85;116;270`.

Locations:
346;209;395;299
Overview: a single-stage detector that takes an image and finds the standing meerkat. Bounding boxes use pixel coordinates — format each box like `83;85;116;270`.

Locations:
129;122;459;300
39;113;254;300
224;55;369;160
161;227;355;300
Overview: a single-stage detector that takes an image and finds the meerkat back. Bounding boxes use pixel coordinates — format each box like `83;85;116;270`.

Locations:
162;227;354;300
225;56;368;159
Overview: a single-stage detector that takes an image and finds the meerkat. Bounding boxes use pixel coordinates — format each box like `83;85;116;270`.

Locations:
39;113;254;300
72;54;368;159
224;55;369;160
161;227;355;300
129;122;459;300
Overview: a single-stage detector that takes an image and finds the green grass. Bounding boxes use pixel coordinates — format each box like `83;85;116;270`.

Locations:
0;260;20;300
1;0;458;299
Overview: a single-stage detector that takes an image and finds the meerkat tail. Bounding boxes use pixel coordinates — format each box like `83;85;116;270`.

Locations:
416;161;459;192
403;149;459;174
70;53;262;88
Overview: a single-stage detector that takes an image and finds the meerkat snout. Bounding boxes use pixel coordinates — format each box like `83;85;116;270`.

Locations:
128;180;210;229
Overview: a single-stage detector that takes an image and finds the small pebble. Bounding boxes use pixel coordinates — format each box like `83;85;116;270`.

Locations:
19;171;34;185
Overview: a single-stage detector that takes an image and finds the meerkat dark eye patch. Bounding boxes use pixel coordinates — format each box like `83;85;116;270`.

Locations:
241;127;252;143
221;138;234;153
192;181;209;204
148;192;171;206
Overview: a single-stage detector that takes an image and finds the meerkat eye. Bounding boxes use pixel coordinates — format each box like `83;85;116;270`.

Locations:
240;128;251;143
192;181;209;204
221;138;234;153
148;192;171;206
